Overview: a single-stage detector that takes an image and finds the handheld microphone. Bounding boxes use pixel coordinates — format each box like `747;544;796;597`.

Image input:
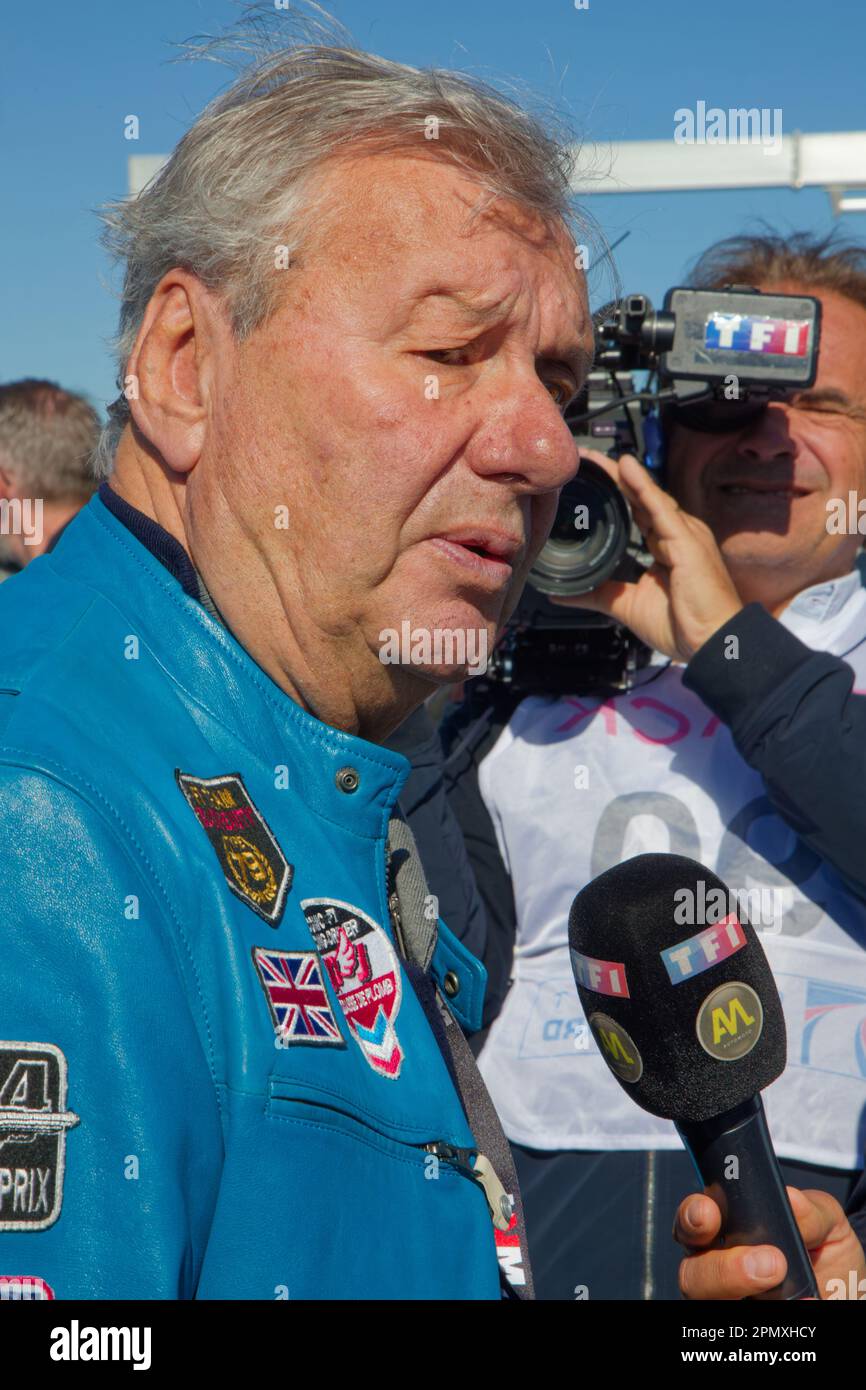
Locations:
568;852;818;1301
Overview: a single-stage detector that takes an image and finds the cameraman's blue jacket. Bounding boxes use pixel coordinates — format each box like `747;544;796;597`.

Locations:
0;492;499;1300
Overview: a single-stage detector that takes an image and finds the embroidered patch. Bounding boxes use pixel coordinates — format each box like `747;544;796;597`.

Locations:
176;772;293;925
0;1276;55;1300
253;948;345;1047
301;899;404;1079
0;1043;79;1231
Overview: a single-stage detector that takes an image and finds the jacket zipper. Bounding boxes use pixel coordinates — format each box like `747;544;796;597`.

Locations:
421;1139;478;1181
270;1089;478;1184
422;1141;513;1230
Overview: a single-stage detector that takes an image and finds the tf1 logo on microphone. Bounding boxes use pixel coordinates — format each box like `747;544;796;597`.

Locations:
661;914;747;985
570;949;630;998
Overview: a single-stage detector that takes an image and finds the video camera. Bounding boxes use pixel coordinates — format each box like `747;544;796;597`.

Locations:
477;285;821;708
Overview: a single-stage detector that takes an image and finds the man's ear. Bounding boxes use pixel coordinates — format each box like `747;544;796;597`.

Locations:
124;270;225;474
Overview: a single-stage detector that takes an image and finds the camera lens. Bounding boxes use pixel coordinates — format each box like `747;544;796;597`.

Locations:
528;459;632;597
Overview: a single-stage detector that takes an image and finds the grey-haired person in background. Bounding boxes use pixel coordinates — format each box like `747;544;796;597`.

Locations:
0;378;100;578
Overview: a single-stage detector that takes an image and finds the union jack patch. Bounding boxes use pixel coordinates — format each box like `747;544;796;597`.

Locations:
252;948;345;1047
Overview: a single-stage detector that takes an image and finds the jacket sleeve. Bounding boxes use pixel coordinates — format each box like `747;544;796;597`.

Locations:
682;603;866;901
0;766;223;1298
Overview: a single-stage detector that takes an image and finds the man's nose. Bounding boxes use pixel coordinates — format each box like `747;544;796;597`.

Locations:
736;406;795;465
467;375;580;492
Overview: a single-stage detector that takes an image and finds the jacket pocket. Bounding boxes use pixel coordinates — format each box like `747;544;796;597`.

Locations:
266;1080;480;1184
259;1084;501;1298
195;1083;502;1298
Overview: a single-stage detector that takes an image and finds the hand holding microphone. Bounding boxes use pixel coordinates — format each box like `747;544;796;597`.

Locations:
569;852;828;1300
674;1183;865;1301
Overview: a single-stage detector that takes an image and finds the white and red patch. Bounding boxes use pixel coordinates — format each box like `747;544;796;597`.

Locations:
301;899;403;1079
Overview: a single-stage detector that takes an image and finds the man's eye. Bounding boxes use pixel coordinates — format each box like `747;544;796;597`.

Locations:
420;351;575;407
545;379;575;408
423;348;471;365
792;397;846;416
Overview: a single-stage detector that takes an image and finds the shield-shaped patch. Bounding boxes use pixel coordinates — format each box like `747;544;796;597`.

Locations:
176;771;293;926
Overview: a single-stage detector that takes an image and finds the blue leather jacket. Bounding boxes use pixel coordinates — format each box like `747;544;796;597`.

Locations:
0;492;500;1300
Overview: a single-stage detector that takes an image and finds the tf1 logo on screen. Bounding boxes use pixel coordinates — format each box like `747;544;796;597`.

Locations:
705;313;809;356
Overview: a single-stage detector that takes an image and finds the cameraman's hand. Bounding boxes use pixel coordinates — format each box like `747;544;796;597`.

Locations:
674;1186;866;1300
551;450;743;661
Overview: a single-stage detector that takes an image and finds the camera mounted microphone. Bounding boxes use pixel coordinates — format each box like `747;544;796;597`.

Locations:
568;852;819;1300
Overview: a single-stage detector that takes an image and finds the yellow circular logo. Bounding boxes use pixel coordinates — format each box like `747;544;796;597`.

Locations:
222;835;278;905
696;981;763;1061
589;1012;643;1084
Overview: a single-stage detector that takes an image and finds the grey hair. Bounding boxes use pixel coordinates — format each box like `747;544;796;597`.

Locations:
0;379;101;501
95;2;607;478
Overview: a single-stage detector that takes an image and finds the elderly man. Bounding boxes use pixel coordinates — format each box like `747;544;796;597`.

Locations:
0;33;593;1300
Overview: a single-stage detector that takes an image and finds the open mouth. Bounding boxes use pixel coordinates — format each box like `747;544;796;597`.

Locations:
427;537;516;586
459;542;503;561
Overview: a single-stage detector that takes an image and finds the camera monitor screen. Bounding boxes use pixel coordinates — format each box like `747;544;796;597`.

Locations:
661;288;820;388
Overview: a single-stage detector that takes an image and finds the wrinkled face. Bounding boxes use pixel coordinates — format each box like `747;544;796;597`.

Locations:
200;152;592;682
665;282;866;589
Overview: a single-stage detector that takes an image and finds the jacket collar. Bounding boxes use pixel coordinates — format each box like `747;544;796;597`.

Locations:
783;565;863;624
97;481;224;622
46;492;411;841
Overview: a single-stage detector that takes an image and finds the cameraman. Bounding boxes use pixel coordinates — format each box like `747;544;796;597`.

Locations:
418;231;866;1298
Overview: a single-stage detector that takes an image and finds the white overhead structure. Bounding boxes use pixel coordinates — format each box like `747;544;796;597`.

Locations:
571;131;866;215
130;130;866;213
128;155;168;197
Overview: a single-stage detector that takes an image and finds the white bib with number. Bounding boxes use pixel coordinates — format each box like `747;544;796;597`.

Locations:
478;567;866;1168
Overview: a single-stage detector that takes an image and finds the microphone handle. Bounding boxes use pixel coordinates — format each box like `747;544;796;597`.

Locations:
676;1094;820;1301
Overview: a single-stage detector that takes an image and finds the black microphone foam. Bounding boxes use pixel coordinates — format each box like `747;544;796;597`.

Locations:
568;852;786;1124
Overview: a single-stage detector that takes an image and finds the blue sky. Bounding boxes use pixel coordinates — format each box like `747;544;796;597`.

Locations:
2;0;865;415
